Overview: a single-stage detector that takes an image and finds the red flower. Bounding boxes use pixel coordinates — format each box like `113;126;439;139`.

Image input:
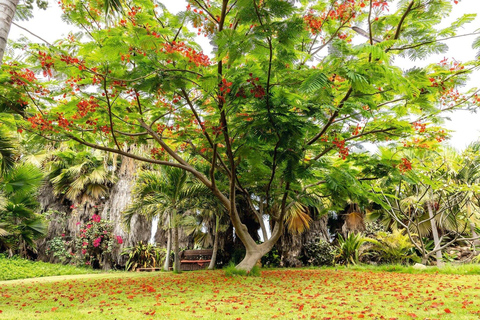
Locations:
116;235;123;244
92;214;101;223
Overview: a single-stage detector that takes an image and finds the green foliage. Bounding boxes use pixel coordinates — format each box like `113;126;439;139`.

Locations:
302;237;336;266
121;241;166;271
335;233;366;266
0;163;46;252
260;246;280;268
0;254;96;281
223;262;260;277
365;229;418;265
46;236;74;264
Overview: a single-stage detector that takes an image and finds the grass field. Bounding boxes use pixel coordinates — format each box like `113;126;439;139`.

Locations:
1;268;480;319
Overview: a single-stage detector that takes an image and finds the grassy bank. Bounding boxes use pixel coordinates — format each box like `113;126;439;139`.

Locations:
0;255;98;281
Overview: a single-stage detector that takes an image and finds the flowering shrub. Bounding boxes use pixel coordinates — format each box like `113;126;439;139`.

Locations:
75;214;123;268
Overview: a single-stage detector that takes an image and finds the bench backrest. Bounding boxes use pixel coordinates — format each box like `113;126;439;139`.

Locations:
181;249;213;260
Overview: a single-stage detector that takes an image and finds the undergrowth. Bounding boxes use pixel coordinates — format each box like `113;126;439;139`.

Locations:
0;255;98;281
223;262;261;277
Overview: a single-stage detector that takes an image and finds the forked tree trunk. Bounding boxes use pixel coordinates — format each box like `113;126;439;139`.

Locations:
208;217;219;270
211;185;286;272
0;0;18;64
163;227;172;271
235;220;284;271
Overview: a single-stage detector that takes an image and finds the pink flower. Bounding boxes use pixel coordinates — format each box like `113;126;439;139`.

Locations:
82;242;88;247
116;235;123;244
93;237;102;247
87;224;92;229
61;233;65;237
76;222;81;226
81;249;87;255
92;214;101;223
85;261;91;265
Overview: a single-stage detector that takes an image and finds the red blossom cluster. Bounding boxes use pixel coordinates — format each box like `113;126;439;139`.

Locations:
247;74;265;98
56;112;73;130
162;41;211;67
150;147;165;159
352;124;362;136
38;51;55;77
332;138;349;160
211;125;223;135
235;87;247;99
76;97;99;117
217;78;233;103
412;121;426;133
127;6;141;17
9;68;36;86
28;114;53;131
398;158;412;173
304;1;356;34
60;54;80;65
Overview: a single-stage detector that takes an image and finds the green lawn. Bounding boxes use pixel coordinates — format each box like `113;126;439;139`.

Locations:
0;255;98;281
1;268;480;319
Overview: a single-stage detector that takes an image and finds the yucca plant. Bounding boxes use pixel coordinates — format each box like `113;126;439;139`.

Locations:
335;233;366;266
121;241;166;271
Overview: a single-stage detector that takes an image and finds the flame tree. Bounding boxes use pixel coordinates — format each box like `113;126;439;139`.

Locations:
3;0;480;270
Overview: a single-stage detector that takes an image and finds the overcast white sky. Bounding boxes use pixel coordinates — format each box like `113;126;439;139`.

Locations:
8;0;480;150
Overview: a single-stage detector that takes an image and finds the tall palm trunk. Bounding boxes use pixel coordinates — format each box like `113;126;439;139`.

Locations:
208;216;220;270
173;224;180;272
0;0;19;64
163;227;172;271
427;201;443;267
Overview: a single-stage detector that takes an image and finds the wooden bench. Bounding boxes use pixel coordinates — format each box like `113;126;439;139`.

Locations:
136;267;162;272
180;249;213;271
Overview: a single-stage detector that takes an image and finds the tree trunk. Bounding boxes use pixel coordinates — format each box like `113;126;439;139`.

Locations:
163;227;172;271
427;201;443;267
173;224;180;272
236;245;270;271
0;0;18;64
208;217;219;270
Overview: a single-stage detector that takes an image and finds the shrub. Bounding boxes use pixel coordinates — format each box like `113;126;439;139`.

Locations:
46;236;73;264
302;237;336;266
121;241;166;271
75;214;123;268
335;233;366;265
365;229;418;265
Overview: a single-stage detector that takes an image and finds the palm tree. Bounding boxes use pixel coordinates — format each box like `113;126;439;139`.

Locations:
44;150;116;204
0;163;46;255
0;0;19;64
0;133;15;175
124;167;209;272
